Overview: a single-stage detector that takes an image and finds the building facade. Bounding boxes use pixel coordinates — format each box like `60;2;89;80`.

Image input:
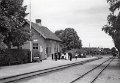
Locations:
22;19;61;60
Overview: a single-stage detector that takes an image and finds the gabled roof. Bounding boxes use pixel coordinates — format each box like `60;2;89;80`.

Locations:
26;21;61;42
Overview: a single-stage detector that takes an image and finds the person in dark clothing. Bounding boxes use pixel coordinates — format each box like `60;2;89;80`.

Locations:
68;52;72;61
55;53;58;61
52;53;54;60
58;52;61;60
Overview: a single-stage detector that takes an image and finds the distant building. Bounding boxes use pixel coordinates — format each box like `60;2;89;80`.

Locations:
22;19;61;60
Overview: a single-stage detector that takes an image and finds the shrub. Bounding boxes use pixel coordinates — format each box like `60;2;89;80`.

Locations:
0;49;31;66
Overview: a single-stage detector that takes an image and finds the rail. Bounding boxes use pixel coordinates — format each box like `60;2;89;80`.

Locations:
70;57;114;83
0;57;102;83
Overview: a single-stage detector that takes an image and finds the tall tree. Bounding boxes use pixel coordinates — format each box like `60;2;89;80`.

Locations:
0;0;30;49
55;30;64;40
55;28;82;52
102;0;120;56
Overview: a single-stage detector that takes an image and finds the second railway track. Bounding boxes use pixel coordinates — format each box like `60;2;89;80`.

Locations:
70;57;114;83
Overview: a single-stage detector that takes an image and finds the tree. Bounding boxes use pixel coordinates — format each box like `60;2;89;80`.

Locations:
0;34;6;49
0;0;30;49
102;0;120;56
111;47;118;56
55;30;64;42
0;34;4;43
55;28;82;52
55;30;64;39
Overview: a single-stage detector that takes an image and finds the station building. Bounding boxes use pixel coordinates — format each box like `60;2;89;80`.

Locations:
22;19;61;60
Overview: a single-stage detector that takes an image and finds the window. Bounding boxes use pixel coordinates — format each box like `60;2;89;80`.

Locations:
40;46;43;52
33;43;38;49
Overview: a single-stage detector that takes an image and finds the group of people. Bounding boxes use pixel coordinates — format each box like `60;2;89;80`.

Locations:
52;52;61;61
52;52;78;61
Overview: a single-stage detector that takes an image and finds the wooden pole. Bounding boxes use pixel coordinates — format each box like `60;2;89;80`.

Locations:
29;0;32;62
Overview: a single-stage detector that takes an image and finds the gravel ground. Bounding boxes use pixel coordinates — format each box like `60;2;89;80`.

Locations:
17;56;111;83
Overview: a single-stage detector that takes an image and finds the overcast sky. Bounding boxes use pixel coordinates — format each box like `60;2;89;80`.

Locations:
23;0;114;48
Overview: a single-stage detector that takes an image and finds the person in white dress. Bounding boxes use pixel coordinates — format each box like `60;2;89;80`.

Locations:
65;52;69;60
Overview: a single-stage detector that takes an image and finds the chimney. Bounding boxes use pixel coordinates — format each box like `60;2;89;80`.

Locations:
36;19;41;26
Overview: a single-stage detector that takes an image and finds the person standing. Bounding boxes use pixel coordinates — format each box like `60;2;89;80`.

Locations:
58;52;61;60
55;52;58;61
61;52;64;60
68;52;72;61
66;52;69;60
64;53;66;60
52;53;54;60
75;53;78;60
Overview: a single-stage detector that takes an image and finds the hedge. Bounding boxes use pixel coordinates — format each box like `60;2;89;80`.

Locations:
0;49;31;66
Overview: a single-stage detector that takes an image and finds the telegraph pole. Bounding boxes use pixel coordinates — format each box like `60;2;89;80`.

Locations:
29;0;32;62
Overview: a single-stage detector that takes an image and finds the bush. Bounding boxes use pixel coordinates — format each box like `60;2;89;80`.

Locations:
0;49;31;66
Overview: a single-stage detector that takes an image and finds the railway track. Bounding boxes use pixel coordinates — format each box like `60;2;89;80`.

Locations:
0;57;102;83
70;57;114;83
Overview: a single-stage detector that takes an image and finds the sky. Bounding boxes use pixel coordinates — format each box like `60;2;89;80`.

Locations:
23;0;114;48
